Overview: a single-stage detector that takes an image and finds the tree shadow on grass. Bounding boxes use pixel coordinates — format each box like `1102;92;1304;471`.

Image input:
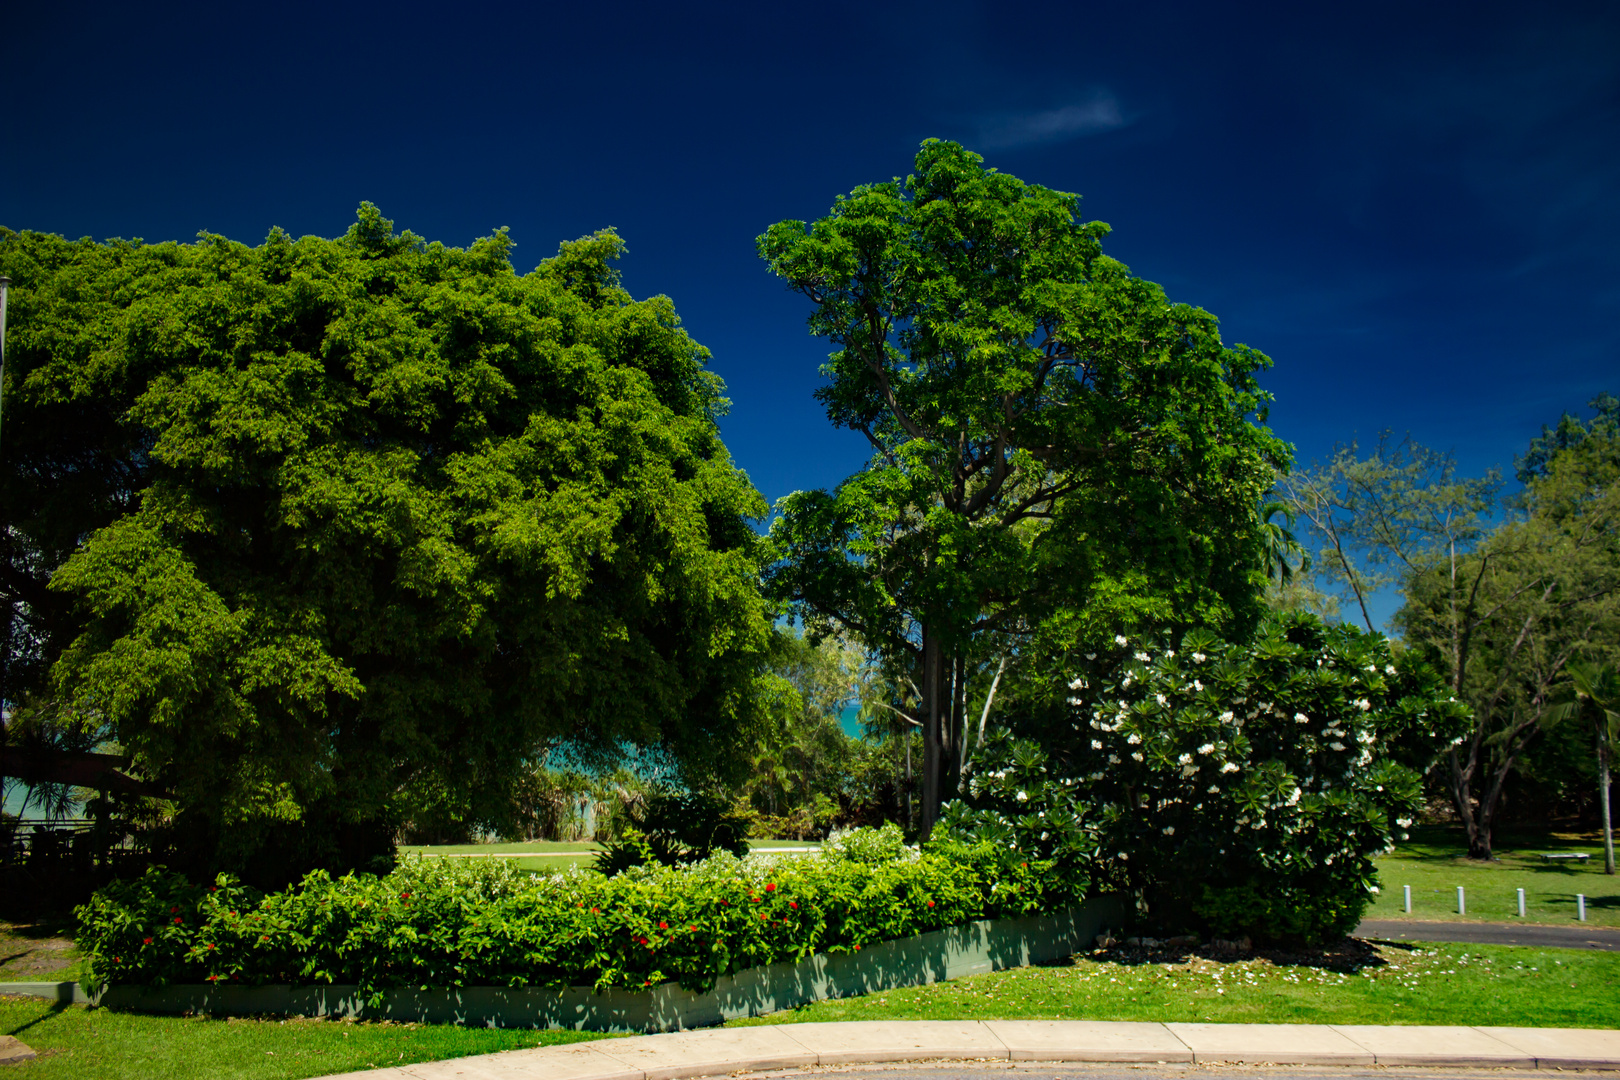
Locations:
1050;935;1398;976
3;997;69;1038
1548;893;1620;913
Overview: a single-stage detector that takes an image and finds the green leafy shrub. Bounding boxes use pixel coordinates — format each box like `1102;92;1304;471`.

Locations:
76;827;1073;997
592;790;752;875
949;612;1469;944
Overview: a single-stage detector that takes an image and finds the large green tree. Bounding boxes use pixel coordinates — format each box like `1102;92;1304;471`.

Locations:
759;141;1289;836
0;208;779;881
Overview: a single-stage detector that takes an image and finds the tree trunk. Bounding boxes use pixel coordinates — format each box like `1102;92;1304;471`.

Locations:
904;725;913;830
1598;718;1615;875
920;631;942;839
1451;751;1496;861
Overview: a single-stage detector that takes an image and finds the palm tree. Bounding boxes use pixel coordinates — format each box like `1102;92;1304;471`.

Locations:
1547;663;1620;874
1259;498;1309;587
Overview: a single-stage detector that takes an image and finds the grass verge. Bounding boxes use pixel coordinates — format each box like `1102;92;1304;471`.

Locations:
0;996;610;1080
727;939;1620;1029
1366;825;1620;927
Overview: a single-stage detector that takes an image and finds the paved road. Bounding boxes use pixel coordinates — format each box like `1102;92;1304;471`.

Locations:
1356;918;1620;951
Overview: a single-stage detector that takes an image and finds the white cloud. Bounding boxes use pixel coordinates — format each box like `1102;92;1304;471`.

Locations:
975;93;1128;150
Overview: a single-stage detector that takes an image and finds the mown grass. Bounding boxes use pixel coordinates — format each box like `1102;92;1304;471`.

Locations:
728;940;1620;1029
0;996;611;1080
400;839;823;875
396;839;600;856
1367;825;1620;927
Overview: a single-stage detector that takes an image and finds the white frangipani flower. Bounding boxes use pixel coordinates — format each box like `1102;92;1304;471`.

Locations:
1091;739;1104;750
1162;826;1176;836
1135;651;1151;662
1115;635;1128;646
1197;743;1215;754
1016;790;1028;802
1219;710;1234;723
1192;652;1207;663
1221;762;1240;773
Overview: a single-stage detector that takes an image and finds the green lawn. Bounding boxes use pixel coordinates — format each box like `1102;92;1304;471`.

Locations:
728;941;1620;1029
1367;826;1620;926
0;996;611;1080
398;839;822;875
396;840;601;856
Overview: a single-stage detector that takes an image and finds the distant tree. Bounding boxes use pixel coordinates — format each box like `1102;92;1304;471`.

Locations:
0;208;779;883
741;628;862;817
1517;393;1619;483
759;141;1289;836
1546;663;1620;874
1392;416;1620;859
1275;435;1500;634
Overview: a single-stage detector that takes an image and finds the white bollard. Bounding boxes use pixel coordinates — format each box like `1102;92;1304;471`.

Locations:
1457;885;1466;915
1517;887;1526;918
1579;894;1587;922
1404;884;1412;913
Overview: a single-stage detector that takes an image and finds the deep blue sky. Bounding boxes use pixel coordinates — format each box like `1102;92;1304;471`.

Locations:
5;1;1617;517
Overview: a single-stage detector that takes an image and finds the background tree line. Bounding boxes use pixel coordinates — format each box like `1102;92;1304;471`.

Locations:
1272;395;1620;858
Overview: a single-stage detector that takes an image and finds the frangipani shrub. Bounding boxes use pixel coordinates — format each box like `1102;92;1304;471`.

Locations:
945;612;1469;944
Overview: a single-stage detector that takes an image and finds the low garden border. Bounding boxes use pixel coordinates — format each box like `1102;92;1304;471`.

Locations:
0;895;1121;1032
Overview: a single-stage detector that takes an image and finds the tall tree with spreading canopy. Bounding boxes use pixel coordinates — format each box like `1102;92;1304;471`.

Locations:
0;208;781;882
758;141;1289;836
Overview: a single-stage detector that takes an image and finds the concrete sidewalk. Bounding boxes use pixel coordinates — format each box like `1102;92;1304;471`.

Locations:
315;1021;1620;1079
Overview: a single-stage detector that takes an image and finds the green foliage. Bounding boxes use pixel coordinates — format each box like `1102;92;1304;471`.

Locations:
738;629;864;820
1396;415;1620;856
1517;391;1619;483
0;208;778;881
758;140;1290;830
949;612;1469;944
1277;434;1502;634
75;828;1071;997
592;789;752;875
1193;882;1366;944
1279;399;1620;857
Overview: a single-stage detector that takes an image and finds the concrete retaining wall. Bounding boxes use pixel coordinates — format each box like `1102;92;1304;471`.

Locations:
0;895;1122;1032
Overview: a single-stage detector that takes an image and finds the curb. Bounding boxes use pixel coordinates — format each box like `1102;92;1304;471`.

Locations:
306;1020;1620;1079
0;981;90;1004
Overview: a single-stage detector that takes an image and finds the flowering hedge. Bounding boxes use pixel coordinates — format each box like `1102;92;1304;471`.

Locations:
944;612;1470;943
76;826;1077;997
